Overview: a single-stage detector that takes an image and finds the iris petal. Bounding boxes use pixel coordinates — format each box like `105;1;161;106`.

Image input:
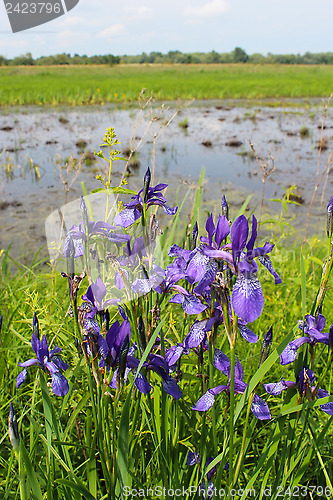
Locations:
51;372;69;396
231;271;264;323
251;394;271;420
192;390;216;411
114;208;141;228
184;320;208;348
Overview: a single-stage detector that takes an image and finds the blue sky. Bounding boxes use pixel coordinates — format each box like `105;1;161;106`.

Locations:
0;0;332;58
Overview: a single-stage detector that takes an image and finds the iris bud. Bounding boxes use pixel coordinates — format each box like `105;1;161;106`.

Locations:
258;326;273;367
138;316;147;351
33;312;39;339
118;335;130;385
80;196;89;232
221;195;229;220
143;167;151;204
190;221;198;251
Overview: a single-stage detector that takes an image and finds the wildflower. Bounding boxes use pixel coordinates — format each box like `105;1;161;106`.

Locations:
146;353;182;399
63;220;130;258
230;214;281;323
264;367;333;415
82;277;119;312
17;316;69;397
280;314;329;365
206;304;259;343
169;284;208;315
99;311;181;398
193;351;271;420
186;213;232;292
114;168;178;228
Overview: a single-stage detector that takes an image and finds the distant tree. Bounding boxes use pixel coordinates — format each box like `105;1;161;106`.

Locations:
0;55;8;65
208;50;221;63
139;52;149;63
10;52;35;65
53;53;70;65
166;50;182;63
248;53;266;64
232;47;248;63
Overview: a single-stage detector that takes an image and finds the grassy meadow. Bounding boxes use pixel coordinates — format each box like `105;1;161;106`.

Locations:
0;64;333;106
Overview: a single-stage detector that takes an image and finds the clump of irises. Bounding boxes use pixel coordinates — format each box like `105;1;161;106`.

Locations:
9;131;333;498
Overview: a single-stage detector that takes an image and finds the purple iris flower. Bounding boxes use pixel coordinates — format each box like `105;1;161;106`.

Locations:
82;277;120;312
193;350;271;420
185;213;232;293
99;312;152;394
280;314;329;365
230;214;281;323
113;236;166;295
63;220;131;258
146;353;182;399
206;303;259;344
169;284;208;315
154;245;191;295
131;264;166;295
17;321;69;396
99;313;181;399
264;367;333;415
113;183;178;228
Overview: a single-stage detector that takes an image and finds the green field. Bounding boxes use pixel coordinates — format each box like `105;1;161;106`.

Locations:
0;64;333;106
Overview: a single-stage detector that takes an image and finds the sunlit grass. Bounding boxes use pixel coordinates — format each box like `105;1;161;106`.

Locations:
0;64;332;106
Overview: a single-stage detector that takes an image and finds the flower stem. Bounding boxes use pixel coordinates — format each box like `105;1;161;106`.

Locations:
233;391;254;486
228;343;236;495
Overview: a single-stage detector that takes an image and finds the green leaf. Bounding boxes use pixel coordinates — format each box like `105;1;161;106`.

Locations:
118;390;132;492
278;395;333;416
57;479;96;500
90;188;104;194
63;393;90;440
19;440;43;500
111;186;137;195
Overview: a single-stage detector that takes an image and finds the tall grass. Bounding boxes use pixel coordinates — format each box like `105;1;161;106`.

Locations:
0;64;333;106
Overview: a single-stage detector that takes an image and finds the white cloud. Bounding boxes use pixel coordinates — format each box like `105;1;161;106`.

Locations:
56;15;101;29
98;24;126;39
183;0;229;19
124;5;153;20
56;29;90;48
0;38;28;55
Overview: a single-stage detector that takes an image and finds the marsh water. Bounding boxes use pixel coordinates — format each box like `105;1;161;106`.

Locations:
0;100;332;261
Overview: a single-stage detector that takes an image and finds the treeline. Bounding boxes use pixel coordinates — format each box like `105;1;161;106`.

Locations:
2;48;333;66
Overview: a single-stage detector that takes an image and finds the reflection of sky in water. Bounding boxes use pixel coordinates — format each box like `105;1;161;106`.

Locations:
0;102;332;258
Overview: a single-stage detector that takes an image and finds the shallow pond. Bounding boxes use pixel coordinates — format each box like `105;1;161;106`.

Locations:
0;100;332;262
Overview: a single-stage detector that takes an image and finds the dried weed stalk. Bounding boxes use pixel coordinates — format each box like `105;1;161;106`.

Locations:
249;140;275;232
121;89;193;185
304;94;333;242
